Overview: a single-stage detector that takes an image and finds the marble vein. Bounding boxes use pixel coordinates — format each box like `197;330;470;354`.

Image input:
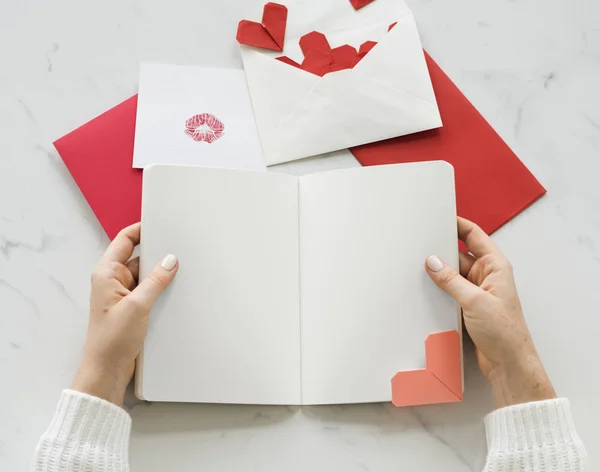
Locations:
45;273;76;305
409;408;471;469
46;43;59;72
583;113;600;132
17;99;36;124
543;71;556;88
0;279;40;319
0;233;55;259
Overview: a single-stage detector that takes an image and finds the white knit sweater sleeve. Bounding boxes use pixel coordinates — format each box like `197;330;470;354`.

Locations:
32;393;587;471
483;398;588;471
32;390;131;472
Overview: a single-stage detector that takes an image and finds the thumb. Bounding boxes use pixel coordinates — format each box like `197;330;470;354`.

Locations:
132;254;179;308
425;255;478;305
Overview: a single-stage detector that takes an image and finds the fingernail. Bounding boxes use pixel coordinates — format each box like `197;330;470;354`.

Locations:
161;254;178;271
426;255;444;272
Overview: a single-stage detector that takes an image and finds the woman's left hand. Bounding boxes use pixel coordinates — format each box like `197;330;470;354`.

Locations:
71;223;178;405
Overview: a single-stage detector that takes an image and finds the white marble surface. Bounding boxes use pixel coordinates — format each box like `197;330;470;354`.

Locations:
1;0;599;469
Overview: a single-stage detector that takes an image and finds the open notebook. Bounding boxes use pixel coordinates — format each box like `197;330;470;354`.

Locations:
136;163;461;406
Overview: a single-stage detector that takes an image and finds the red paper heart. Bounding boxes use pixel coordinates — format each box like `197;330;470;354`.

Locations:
330;45;358;69
391;369;460;406
349;0;376;10
236;2;288;51
301;49;332;77
278;28;387;76
391;331;462;407
262;3;288;48
299;31;331;56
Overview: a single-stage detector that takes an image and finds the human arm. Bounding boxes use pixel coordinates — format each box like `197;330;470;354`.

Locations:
32;224;178;472
426;217;588;471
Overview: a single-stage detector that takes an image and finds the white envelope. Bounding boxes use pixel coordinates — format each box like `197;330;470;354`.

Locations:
240;0;442;166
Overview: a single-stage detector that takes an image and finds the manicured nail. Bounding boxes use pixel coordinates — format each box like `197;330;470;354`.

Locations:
161;254;178;271
426;255;444;272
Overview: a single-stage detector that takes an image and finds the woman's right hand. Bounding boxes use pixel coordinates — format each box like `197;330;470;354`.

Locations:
425;217;556;408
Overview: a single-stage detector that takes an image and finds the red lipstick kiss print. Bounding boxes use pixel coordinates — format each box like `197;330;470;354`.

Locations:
185;113;225;143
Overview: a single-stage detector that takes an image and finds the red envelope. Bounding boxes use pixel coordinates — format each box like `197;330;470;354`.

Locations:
54;96;142;240
55;53;544;241
351;52;546;235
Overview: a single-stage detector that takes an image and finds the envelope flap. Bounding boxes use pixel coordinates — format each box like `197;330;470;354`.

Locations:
241;46;320;144
263;70;442;165
355;13;437;104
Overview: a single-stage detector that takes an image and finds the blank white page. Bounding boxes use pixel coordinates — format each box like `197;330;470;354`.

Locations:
299;162;459;405
137;165;301;405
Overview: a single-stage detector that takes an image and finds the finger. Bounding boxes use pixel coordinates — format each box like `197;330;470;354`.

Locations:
91;262;135;292
130;254;179;309
425;255;480;305
457;217;499;259
459;251;476;278
125;257;140;287
100;223;141;265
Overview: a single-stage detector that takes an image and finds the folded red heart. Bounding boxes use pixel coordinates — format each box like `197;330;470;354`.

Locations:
301;50;332;77
391;331;462;407
236;2;288;51
358;40;377;60
349;0;376;10
331;44;359;68
275;25;396;77
299;31;331;57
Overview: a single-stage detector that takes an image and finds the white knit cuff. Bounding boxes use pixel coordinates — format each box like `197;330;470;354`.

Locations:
33;390;131;471
484;398;588;470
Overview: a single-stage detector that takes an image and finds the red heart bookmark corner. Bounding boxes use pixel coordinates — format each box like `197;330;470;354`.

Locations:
391;330;462;407
237;2;288;52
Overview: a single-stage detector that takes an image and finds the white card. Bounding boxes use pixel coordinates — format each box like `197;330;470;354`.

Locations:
133;64;266;171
